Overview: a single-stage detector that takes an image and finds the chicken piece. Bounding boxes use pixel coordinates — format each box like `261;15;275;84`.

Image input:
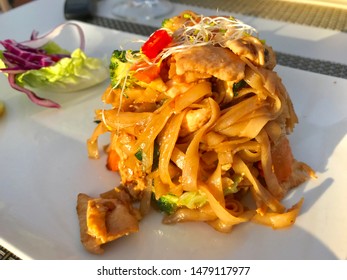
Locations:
111;131;147;195
226;36;265;66
76;193;139;254
76;194;103;254
271;136;294;183
226;36;277;70
173;45;245;82
280;160;316;194
264;45;277;70
101;184;144;207
173;71;212;84
168;62;211;83
271;136;315;195
179;106;212;137
165;61;211;98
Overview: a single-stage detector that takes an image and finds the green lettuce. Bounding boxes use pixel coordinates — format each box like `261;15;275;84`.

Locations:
15;48;108;92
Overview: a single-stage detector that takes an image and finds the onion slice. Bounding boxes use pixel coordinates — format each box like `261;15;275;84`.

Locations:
21;22;85;51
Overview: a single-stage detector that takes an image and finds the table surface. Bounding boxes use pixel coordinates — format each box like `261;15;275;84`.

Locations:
1;0;347;260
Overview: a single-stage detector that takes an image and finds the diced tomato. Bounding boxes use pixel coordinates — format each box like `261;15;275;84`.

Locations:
141;29;172;59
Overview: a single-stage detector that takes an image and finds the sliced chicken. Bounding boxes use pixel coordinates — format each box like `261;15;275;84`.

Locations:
173;45;246;82
179;106;212;137
226;36;277;69
76;193;139;254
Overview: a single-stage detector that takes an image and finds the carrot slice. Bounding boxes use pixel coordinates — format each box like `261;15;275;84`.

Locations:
106;150;120;171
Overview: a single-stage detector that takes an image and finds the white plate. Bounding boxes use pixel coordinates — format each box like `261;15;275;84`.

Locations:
0;21;346;260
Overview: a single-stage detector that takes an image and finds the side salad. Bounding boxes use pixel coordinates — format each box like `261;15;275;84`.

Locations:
0;22;108;108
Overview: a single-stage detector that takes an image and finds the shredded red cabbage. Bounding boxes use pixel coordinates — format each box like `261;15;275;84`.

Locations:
7;73;60;108
0;22;85;108
0;39;69;71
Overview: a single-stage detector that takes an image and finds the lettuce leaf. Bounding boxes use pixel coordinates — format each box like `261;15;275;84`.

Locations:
15;48;108;92
41;41;70;55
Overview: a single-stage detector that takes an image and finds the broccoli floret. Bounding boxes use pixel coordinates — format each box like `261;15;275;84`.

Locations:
109;49;138;88
111;50;128;63
161;18;169;26
161;18;172;28
156;194;178;215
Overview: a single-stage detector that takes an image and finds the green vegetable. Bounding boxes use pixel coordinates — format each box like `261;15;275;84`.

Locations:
41;41;70;55
135;149;143;161
223;174;244;196
156;194;178;215
151;141;160;171
161;18;176;31
161;18;171;28
155;191;207;215
183;13;193;19
0;58;5;70
178;191;207;209
232;79;247;96
134;141;160;171
15;48;108;93
109;49;137;89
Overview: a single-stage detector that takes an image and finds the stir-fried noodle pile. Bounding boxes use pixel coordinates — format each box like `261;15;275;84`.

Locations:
77;11;315;254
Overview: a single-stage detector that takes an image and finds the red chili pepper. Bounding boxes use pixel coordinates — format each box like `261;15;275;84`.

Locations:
141;29;172;59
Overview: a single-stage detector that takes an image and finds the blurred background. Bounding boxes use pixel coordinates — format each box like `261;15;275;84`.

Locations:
12;0;32;7
1;0;31;11
2;0;347;11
